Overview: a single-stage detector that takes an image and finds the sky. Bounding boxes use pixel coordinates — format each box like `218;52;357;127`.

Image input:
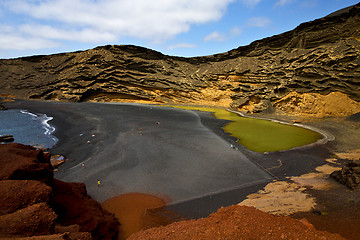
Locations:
0;0;359;59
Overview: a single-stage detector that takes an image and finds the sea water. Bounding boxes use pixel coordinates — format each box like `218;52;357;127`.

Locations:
0;109;58;149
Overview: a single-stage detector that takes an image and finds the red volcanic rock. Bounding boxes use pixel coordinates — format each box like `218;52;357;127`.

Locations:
128;205;345;240
0;143;53;183
0;234;69;240
0;233;92;239
0;202;57;237
52;179;119;240
0;180;52;215
0;143;119;239
54;224;92;240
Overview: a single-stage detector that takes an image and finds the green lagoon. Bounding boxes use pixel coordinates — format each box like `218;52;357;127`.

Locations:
170;106;323;153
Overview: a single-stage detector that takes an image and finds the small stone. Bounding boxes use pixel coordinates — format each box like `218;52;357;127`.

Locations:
0;135;14;143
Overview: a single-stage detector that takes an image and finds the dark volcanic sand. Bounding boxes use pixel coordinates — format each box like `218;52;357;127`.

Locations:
6;99;358;239
3;100;334;219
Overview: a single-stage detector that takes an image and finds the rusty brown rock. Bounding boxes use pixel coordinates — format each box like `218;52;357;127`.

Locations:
52;179;119;240
0;180;52;215
0;143;119;239
128;205;345;240
0;143;53;183
0;202;57;237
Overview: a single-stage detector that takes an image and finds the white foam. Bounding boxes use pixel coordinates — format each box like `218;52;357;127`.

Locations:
20;110;58;142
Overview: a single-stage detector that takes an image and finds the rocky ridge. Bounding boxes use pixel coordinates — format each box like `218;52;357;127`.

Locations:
0;143;119;240
128;205;344;240
0;4;359;116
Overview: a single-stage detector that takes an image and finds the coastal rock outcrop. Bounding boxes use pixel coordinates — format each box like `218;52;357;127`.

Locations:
52;179;119;240
0;143;119;240
0;103;6;110
0;135;14;143
0;180;52;215
0;3;359;116
331;161;360;190
0;143;53;183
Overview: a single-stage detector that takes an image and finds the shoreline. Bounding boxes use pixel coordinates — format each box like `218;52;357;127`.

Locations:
166;105;334;153
228;108;336;143
3;100;274;203
2;99;360;239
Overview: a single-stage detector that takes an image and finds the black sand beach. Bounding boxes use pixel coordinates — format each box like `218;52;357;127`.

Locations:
3;100;335;218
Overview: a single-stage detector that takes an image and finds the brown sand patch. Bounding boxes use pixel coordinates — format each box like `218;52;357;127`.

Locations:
326;158;340;164
102;193;179;240
291;164;342;190
239;181;316;215
335;149;360;161
240;161;343;214
289;150;360;240
291;172;333;190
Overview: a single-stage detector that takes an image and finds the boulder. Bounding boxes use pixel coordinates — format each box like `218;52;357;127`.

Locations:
0;143;53;183
0;103;6;110
0;135;14;143
330;161;360;190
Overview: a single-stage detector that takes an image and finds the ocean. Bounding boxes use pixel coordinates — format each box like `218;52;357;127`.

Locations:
0;109;58;149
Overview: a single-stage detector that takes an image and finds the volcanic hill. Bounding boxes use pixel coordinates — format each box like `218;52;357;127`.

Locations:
0;3;359;116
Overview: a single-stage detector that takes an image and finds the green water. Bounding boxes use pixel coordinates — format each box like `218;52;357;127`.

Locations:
168;106;323;153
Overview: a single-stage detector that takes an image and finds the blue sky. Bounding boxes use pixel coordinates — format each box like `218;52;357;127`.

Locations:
0;0;358;59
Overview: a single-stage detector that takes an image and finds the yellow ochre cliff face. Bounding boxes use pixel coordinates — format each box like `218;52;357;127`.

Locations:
274;92;360;117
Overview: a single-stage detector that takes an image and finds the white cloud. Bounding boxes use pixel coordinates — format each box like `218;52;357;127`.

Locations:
167;43;198;50
3;0;235;45
274;0;296;7
241;0;262;8
203;26;242;43
230;26;242;36
0;33;60;51
203;31;226;42
19;24;117;43
247;17;271;27
0;25;54;50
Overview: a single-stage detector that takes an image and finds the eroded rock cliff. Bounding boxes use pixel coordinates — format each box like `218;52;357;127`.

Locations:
0;3;359;116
